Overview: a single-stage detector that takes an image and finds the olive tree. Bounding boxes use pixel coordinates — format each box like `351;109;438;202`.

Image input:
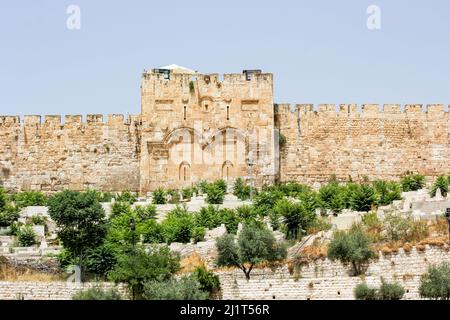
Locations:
216;223;287;280
419;263;450;300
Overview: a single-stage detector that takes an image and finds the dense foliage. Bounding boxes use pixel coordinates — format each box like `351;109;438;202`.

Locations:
143;275;209;300
327;224;374;275
48;190;107;279
430;175;449;198
108;246;180;300
419;263;450;300
354;281;404;300
401;172;425;192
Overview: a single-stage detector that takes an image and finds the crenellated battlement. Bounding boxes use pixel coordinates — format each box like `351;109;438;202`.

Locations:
0;114;142;127
275;103;449;116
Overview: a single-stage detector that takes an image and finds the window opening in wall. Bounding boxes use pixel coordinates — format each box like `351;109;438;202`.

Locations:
183;106;187;120
226;106;230;120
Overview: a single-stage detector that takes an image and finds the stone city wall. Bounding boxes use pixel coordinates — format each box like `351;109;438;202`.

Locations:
276;104;450;184
0;114;141;192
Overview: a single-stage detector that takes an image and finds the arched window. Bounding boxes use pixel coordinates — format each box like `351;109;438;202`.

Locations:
179;162;191;182
222;161;234;180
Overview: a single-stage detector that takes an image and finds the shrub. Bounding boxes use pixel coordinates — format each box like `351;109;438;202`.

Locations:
152;188;166;204
0;205;20;227
13;191;48;208
430;176;449;198
195;205;221;230
236;205;259;223
143;275;208;300
182;187;194;201
216;223;287;279
419;263;450;300
354;283;378;300
383;213;428;243
378;281;405;300
327;224;374;275
318;182;344;215
253;191;284;216
215;179;228;193
373;180;402;206
17;225;37;247
134;204;157;221
197;180;210;194
0;187;7;212
193;265;221;295
401;173;425;192
274;198;316;239
85;244;118;277
30;215;47;226
349;184;376;212
72;286;122;300
306;216;332;235
192;226;206;243
233;178;251;200
219;208;240;234
205;184;225;205
115;191;137;204
161;206;195;244
109;246;180;300
361;211;383;242
167;189;180;204
111;201;132;218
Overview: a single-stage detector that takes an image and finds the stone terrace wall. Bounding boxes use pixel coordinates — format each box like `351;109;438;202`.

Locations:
0;114;141;192
0;247;448;300
218;246;450;300
275;104;450;184
0;282;126;300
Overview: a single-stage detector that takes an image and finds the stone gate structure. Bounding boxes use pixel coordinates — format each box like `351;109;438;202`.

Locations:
0;66;449;194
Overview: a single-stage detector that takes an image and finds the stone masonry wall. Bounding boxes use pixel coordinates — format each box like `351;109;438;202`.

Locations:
0;282;126;300
276;104;450;184
218;246;450;300
0;246;447;300
0;114;141;192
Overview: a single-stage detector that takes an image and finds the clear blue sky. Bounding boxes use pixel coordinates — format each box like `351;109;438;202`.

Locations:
1;0;450;116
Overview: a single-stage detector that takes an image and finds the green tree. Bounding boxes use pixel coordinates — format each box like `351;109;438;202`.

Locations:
205;183;225;204
219;208;240;234
419;263;450;300
0;206;20;227
373;180;402;206
161;206;195;244
143;275;208;300
115;191;137;204
274;198;316;239
430;176;449;198
327;224;374;276
0;187;7;212
85;243;118;278
13;191;48;208
349;184;376;212
401;173;425;192
194;205;221;230
233;178;251;200
318;182;344;215
216;223;287;280
48;190;107;280
109;246;180;300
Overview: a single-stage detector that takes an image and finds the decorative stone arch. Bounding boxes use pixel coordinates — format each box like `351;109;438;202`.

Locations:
222;161;234;180
179;161;191;182
163;127;202;147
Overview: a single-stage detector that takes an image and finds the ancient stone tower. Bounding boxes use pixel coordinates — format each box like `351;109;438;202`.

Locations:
139;66;277;194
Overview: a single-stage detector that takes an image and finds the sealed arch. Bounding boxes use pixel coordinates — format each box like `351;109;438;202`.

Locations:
222;161;234;180
179;161;191;182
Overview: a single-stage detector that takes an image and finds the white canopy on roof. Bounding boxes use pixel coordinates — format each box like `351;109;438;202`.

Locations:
159;64;197;74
